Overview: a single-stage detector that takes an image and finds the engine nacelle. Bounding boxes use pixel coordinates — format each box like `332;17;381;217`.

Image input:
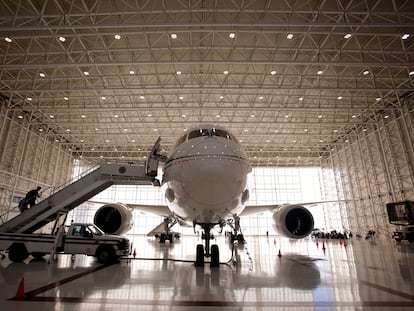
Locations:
272;205;314;239
93;203;133;235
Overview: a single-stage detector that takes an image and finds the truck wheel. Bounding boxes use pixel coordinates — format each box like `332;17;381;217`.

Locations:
8;244;29;262
31;252;46;259
96;247;116;264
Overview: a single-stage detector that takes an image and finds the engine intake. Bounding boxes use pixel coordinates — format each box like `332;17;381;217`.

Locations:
93;203;133;235
272;205;314;239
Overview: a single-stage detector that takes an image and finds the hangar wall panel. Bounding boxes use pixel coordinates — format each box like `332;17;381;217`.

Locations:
0;107;74;220
323;101;414;237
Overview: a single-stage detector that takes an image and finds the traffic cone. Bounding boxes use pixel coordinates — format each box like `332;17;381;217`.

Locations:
133;248;136;258
340;240;343;245
343;240;347;247
322;242;326;251
277;249;282;258
15;277;25;298
316;240;319;247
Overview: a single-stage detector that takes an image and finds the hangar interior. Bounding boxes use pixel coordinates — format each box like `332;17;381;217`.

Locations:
0;1;414;310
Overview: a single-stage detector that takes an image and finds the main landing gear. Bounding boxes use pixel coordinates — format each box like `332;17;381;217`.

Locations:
195;224;220;267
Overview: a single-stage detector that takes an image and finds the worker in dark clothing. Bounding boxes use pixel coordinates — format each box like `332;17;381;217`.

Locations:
25;186;42;208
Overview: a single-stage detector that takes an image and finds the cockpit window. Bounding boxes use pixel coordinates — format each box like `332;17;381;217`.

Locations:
188;129;210;140
212;129;230;139
174;134;187;147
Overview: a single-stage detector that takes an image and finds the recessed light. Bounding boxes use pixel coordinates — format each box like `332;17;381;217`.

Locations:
244;129;249;132
27;97;32;101
402;33;410;40
337;96;343;100
409;71;414;76
66;129;70;132
91;148;95;151
39;128;43;132
229;33;235;39
101;96;106;100
251;114;255;118
140;95;145;99
376;97;381;101
81;115;86;118
58;36;66;42
344;33;352;39
345;139;349;143
95;128;99;131
333;129;338;133
299;97;304;101
179;96;184;100
49;115;54;119
270;70;277;75
55;139;59;142
318;115;323;118
304;129;308;132
216;115;221;118
114;114;119;118
64;96;69;100
147;114;152;117
284;114;289;118
170;33;177;39
219;95;224;99
363;128;368;132
5;37;12;43
317;70;323;75
39;73;46;78
80;139;84;143
223;70;229;75
129;70;135;74
131;139;136;143
384;115;389;119
286;33;294;39
153;128;158;131
266;140;270;143
182;114;186;118
363;70;370;75
83;71;89;76
176;70;182;75
105;139;110;142
114;34;121;40
18;115;23;119
259;96;264;100
352;115;356;118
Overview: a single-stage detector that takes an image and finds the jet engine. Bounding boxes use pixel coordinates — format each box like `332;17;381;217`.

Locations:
93;203;133;235
272;205;314;239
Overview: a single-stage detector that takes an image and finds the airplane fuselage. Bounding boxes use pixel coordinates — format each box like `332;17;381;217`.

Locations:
162;125;252;226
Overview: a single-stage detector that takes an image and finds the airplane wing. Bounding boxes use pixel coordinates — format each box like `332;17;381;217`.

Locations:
88;201;171;217
240;200;342;217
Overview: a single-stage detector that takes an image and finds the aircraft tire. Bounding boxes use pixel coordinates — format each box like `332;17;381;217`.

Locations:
8;243;29;262
210;244;220;267
160;233;166;243
195;244;204;266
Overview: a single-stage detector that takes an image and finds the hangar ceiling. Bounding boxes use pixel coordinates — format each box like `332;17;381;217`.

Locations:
0;0;413;166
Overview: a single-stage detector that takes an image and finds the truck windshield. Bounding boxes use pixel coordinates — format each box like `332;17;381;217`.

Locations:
88;225;104;236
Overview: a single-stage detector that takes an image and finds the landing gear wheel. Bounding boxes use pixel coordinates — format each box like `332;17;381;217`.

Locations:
96;247;116;264
195;244;204;266
210;244;220;267
160;233;166;243
8;244;29;262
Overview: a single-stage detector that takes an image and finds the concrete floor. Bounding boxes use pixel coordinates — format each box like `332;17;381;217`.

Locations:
1;235;414;310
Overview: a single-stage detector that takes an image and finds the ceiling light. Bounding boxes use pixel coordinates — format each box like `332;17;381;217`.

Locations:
153;128;158;131
49;115;54;119
216;115;221;118
179;96;184;100
318;115;323;118
55;139;59;142
39;128;43;132
244;129;249;132
170;33;177;39
114;114;119;118
333;129;338;132
259;96;264;100
83;71;89;76
147;114;152;117
345;139;349;143
299;97;304;101
352;115;356;118
286;33;294;39
101;96;106;100
376;97;381;101
402;33;410;40
58;36;66;42
91;148;95;151
363;128;368;132
63;96;69;100
384;115;389;119
229;33;236;39
182;114;186;118
304;129;308;132
344;33;352;39
266;140;270;143
131;139;136;143
270;70;277;75
95;128;99;131
114;34;121;40
18;115;23;119
176;70;182;75
223;70;229;75
337;96;343;100
363;70;370;75
317;70;323;75
5;37;12;43
27;97;32;101
129;70;135;74
81;115;86;118
219;95;224;99
284;114;289;118
66;129;70;132
409;70;414;76
140;95;145;99
251;114;255;118
39;73;46;78
105;139;110;142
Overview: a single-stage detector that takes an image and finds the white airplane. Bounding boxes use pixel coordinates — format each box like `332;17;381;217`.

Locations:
92;124;316;266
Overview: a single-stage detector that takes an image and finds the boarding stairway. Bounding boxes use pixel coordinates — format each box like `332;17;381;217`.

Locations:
0;160;158;234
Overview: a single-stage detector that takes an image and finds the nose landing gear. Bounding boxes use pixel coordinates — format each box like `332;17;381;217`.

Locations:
194;224;220;267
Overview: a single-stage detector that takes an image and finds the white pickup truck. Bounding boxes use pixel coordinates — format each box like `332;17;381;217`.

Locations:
0;223;130;264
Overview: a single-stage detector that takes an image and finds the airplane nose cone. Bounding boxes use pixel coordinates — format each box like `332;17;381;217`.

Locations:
180;157;243;206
